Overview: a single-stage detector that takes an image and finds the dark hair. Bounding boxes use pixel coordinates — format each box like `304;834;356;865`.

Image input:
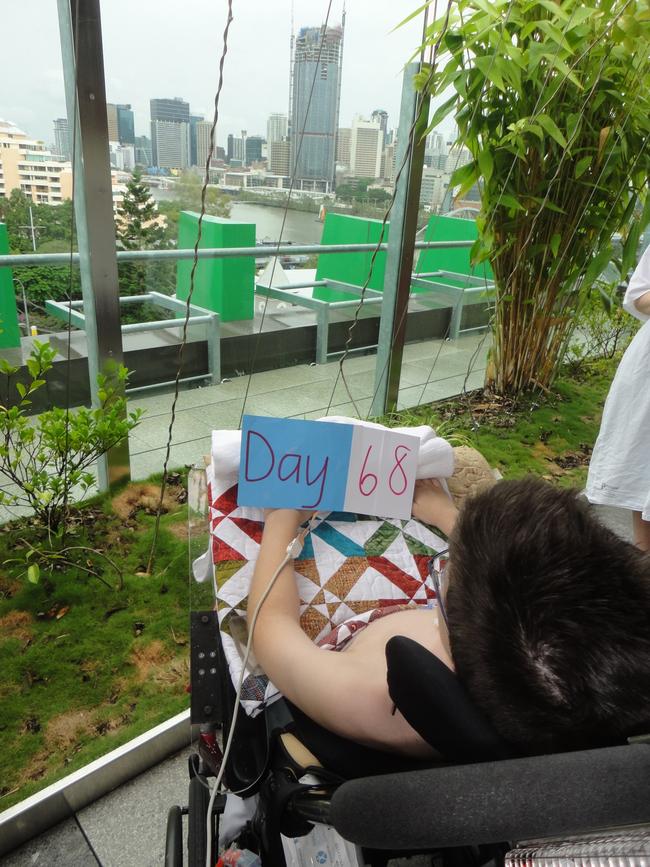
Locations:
446;477;650;755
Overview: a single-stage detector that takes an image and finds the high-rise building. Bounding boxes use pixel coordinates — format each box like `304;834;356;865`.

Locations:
109;142;135;171
116;104;135;145
0;120;72;204
380;141;396;184
189;114;204;166
371;109;389;145
290;22;344;189
246;136;264;164
336;127;351;168
53;117;70;160
106;103;119;142
227;131;248;166
135;135;152;167
195;121;213;169
269;139;290;175
152;121;191;170
419;168;449;212
150;98;191;169
267;113;288;145
350;117;383;179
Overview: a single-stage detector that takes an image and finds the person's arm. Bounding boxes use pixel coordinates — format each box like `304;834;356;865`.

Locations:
247;509;390;744
411;478;458;536
633;290;650;317
624;246;650;321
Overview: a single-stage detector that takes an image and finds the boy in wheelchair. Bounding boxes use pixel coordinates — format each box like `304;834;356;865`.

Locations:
170;475;650;866
252;476;650;758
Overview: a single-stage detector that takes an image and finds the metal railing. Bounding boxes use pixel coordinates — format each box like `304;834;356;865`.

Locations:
45;290;221;385
0;238;475;268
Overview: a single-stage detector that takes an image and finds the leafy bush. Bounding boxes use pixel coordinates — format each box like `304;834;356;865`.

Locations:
568;285;640;363
0;341;142;533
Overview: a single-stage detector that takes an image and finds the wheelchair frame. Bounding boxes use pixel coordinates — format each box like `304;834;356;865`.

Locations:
165;606;650;867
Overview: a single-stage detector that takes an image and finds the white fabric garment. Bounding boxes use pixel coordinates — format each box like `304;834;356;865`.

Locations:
585;251;650;520
210;416;454;494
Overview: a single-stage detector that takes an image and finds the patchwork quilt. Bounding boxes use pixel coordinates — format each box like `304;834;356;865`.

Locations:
206;465;447;717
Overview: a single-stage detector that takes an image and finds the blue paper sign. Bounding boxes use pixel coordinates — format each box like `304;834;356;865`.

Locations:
238;415;353;510
237;415;420;519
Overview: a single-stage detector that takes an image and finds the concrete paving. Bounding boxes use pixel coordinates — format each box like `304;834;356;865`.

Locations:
124;330;490;481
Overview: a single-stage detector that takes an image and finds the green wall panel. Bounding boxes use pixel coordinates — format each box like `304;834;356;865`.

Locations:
314;213;389;302
0;223;21;350
413;214;493;292
176;211;255;322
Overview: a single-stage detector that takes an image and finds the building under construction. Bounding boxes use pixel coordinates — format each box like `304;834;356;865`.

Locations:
289;20;344;192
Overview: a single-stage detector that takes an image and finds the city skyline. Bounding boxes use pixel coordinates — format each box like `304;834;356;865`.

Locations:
0;0;433;150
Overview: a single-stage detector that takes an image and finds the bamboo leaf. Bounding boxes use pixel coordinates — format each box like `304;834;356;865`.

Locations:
622;223;642;275
450;160;480;197
498;193;526;212
537;20;573;51
597;126;611;163
478;148;494;182
427;95;457;131
574;156;592;178
550;233;561;257
474;55;506;91
534;0;571;21
536;114;568;148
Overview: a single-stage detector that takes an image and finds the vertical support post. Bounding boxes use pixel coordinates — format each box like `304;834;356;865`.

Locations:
370;63;429;417
57;0;130;490
316;305;329;364
449;297;463;340
206;314;221;385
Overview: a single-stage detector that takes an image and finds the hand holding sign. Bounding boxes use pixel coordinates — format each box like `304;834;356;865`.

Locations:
238;416;419;520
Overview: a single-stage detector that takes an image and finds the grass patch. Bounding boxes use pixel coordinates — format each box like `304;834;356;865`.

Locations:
387;356;617;489
0;472;213;810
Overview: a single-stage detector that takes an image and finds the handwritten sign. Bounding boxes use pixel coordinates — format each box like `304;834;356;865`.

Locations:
237;415;419;519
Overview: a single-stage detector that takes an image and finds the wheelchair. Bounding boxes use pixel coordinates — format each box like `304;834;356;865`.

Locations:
165;608;650;867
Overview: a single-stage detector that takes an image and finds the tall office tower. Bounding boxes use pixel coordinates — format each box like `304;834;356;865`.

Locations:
195;121;213;169
371;109;389;145
267;113;288;145
290;22;344;190
269;139;290;175
350;117;383;179
150;98;191;168
381;141;396;183
189;114;204;166
227;133;245;165
53;117;70;159
106;103;119;142
335;127;351;167
135;135;152;166
246;136;264;164
116;104;135;145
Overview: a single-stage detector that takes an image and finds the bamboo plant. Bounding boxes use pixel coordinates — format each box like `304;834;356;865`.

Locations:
412;0;650;395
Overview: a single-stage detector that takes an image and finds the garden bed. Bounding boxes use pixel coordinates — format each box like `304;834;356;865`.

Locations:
0;356;618;812
0;473;212;811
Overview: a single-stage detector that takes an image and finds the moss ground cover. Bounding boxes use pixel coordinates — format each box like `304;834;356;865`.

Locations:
0;474;212;811
0;355;619;811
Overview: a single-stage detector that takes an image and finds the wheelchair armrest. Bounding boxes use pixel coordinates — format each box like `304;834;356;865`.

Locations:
329;744;650;850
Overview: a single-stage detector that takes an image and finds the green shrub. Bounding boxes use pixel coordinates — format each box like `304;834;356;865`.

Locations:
0;340;142;534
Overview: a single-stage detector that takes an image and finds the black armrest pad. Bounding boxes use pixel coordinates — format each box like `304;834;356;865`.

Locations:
385;636;511;762
329;744;650;849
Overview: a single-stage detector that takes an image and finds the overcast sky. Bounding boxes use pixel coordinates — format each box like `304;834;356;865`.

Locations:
0;1;442;148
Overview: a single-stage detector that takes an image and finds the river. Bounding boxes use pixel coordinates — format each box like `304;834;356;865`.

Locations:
149;187;324;245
